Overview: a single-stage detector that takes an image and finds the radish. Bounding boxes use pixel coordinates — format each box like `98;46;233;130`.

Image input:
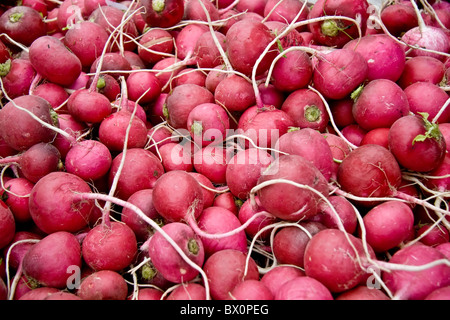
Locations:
193;145;231;185
89;52;132;80
17;287;60;300
125;71;162;104
174;24;209;61
341;123;367;147
85;75;120;103
238;197;277;241
304;228;376;293
336;285;390;300
152;57;185;92
148;222;204;284
184;0;219;22
314;195;358;234
360;127;390;149
214;74;256;113
52;114;86;160
188;172;215;209
140;0;185;28
254;154;329;221
77;270;128;300
322;132;352;180
3;231;42;272
229;279;274;300
380;2;418;37
425;286;450;300
194;30;227;69
0;177;34;223
416;223;450;248
22;231;82;289
1;58;36;100
270;50;313;92
32;82;69;111
166;283;206;300
133;288;164;300
263;0;309;27
56;0;87;31
0;200;15;249
352;79;410;131
275;276;333;300
137;28;174;66
258;83;285;109
260;265;305;298
397;56;446;88
0;95;57;151
203;249;259;300
172;68;207;88
381;243;450;300
28;171;94;234
388;113;446;172
67;88;113;124
329;98;356;128
159;142;194;172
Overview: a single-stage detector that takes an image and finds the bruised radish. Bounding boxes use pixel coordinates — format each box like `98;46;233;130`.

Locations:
148;222;204;283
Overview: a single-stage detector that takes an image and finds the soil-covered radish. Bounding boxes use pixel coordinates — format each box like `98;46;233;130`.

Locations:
22;231;82;289
148;222;205;283
77;270;128;300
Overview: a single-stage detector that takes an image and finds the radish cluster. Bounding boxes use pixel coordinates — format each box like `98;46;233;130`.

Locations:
0;0;449;301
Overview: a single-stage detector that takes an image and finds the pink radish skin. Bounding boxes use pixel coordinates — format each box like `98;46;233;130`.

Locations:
193;146;231;185
52;114;86;160
417;223;450;248
401;26;450;62
360;127;390;149
138;28;174;65
2;231;41;271
159;142;194;172
126;71;162;104
270;50;313;92
32;82;69;110
184;0;220;22
212;192;239;216
260;266;305;298
77;270;129;300
194;31;227;69
133;288;164;300
166;283;207;300
330;98;356;128
238;197;277;241
148;222;205;283
425;286;450;300
0;200;15;249
314;195;358;234
229;280;274;300
22;231;82;289
140;0;185;28
173;68;207;87
264;0;309;26
336;285;390;300
175;24;209;60
89;52;132;80
341;124;367;147
275;276;334;300
214;75;256;113
397;56;446;88
188;172;215;208
322;133;352;180
380;2;418;37
67;88;112;124
1;58;36;100
0;178;34;223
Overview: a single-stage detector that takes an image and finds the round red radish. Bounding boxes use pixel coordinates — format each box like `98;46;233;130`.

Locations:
0;177;34;223
380;2;418;37
397;56;446;88
52;114;86;159
166;283;206;300
260;265;305;298
315;195;358;234
322;133;352;180
175;24;209;60
32;82;69;110
341;123;367;147
188;172;215;209
138;28;174;65
270;50;313;92
172;68;207;87
212;192;239;216
0;200;15;250
22;231;82;289
425;286;450;300
258;83;285;109
77;270;128;300
159;142;194;172
67;88;112;124
184;0;219;22
193;146;231;185
194;31;227;69
82;221;137;271
264;0;309;26
360;127;390;149
417;223;450;248
229;279;274;300
148;222;205;283
336;285;390;300
140;0;184;28
1;58;36;100
329;98;356;128
401;26;450;62
214;74;256;113
238;197;277;241
275;276;334;300
126;71;162;104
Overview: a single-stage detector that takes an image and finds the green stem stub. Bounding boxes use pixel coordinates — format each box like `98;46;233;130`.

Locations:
351;84;364;101
141;263;157;281
187;238;200;255
191;121;203;137
0;59;11;77
97;77;106;90
9;12;23;23
321;20;340;37
412;112;442;145
305;105;321;123
152;0;165;13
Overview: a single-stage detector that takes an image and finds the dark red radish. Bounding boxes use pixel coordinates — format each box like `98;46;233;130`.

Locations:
0;200;15;249
380;2;418;37
229;279;274;300
382;243;450;300
195;206;248;256
270;50;313;92
175;24;209;61
32;82;69;111
238;197;277;241
336;285;391;300
126;71;162;104
188;172;215;209
186;102;230;147
2;231;42;271
0;277;7;300
343;34;406;82
388;114;446;172
203;249;259;300
238;105;294;149
52;114;86;159
322;133;352;180
65;139;112;181
226;148;274;200
275;128;335;181
260;265;305;298
18;287;60;300
341;124;367;147
172;68;207;88
214;74;256;113
22;231;82;289
0;39;11;64
159;142;194;172
360;200;415;253
1;58;36;99
85;74;121;102
273;221;327;268
193;31;227;69
132;288;164;300
258;83;285;109
77;270;128;300
336;144;402;203
304;228;376;293
84;0;113;16
0;6;46;47
108;148;164;200
352;79;410;131
0;178;34;223
152;170;204;223
67;88;112;124
29;35;82;87
138;28;174;65
313;49;369;100
28;172;94;234
193;145;231;185
398;56;446;88
314;195;358;234
82;221;137;271
307;0;369;48
225;18;278;76
329;98;356;129
164;83;215;129
89;53;132;81
0;95;57;151
140;0;184;28
275;276;334;300
425;286;450;300
360;127;390;149
255;154;329;221
148;222;205;283
0;136;16;159
404;82;450;124
417;223;450;248
184;0;220;22
63;21;109;68
423;153;450;194
166;283;207;300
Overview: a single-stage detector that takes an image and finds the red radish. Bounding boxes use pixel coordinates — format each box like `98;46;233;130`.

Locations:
307;0;369;48
172;68;207;87
126;71;162;104
205;65;228;93
255;154;329;221
304;228;376;293
29;35;82;87
258;83;285;109
123;50;146;69
44;292;82;300
360;200;415;253
360;127;390;149
67;88;113;124
0;39;11;64
193;146;231;185
195;206;248;256
336;285;390;300
270;50;313;92
341;124;367;147
18;287;60;300
151;170;204;223
203;249;259;300
166;283;207;300
401;25;450;62
2;231;42;271
164;83;215;129
238;197;277;241
260;265;305;298
425;286;450;300
140;0;185;28
275;276;334;300
397;56;446;88
32;82;69;110
133;288;164;300
108;148;164;200
380;2;418;37
1;58;36;99
343;34;406;82
56;0;87;31
264;0;309;27
0;6;46;47
28;172;94;234
148;222;205;283
186;102;230;147
0;95;57;151
85;74;121;102
82;221;137;271
352;79;410;131
225;19;278;76
188;172;215;209
423;153;450;194
275;128;335;181
0;200;15;249
322;133;352;180
417;223;450;248
272;221;327;268
214;74;256;113
111;99;148;124
388;114;446;172
77;270;128;300
314;195;358;234
175;24;209;61
194;31;227;69
382;243;450;300
138;28;174;65
0;178;34;223
52;114;86;160
22;231;82;289
313;49;369;100
184;0;219;22
329;98;356;128
159;142;194;172
263;21;304;49
226;148;274;200
229;279;274;300
89;52;132;80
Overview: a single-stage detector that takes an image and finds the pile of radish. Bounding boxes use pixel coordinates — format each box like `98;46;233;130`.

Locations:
0;0;449;301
